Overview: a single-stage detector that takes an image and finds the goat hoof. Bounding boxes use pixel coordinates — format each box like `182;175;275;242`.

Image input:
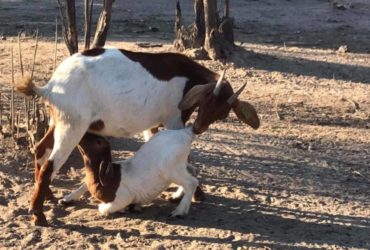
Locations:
31;213;48;227
44;187;55;201
169;213;186;219
128;204;142;213
58;199;74;206
193;186;205;202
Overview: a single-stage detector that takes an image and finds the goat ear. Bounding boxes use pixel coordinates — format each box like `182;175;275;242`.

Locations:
99;161;114;187
178;83;214;111
233;100;260;129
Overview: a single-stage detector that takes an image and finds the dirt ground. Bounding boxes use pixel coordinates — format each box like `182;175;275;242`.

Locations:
0;0;370;249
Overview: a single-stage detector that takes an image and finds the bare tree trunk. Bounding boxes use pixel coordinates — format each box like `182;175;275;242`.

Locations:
84;0;94;50
220;0;234;44
57;0;78;55
174;0;205;55
224;0;229;17
92;0;115;48
204;0;222;59
194;0;205;47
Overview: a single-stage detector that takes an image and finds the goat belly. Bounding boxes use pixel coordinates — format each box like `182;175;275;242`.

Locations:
130;181;171;205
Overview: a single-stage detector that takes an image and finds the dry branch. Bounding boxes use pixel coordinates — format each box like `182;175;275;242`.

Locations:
54;17;58;72
10;47;15;134
31;29;39;80
18;33;24;76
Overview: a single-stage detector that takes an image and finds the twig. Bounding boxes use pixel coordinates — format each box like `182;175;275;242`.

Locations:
54;17;58;72
11;46;15;134
16;111;20;139
24;98;29;132
31;29;39;80
18;32;24;76
0;93;2;127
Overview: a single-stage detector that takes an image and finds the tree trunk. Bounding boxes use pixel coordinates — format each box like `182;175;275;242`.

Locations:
92;0;115;48
57;0;78;55
194;0;205;47
203;0;222;59
224;0;229;17
84;0;94;50
173;0;205;52
173;0;234;60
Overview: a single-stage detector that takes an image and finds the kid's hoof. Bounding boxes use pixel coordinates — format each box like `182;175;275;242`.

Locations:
193;186;205;202
58;199;74;206
31;213;48;227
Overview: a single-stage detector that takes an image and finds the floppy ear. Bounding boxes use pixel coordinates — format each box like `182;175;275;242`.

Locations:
233;100;260;129
99;161;114;187
178;83;214;111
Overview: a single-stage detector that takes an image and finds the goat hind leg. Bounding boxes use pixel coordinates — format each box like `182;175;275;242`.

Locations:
34;126;55;200
30;122;88;226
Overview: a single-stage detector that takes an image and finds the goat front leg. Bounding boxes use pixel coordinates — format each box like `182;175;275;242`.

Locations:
59;183;88;205
170;167;198;217
170;163;205;202
34;126;55;200
98;190;133;216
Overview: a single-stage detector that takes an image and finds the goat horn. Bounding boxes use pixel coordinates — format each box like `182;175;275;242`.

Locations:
213;69;226;96
227;83;247;105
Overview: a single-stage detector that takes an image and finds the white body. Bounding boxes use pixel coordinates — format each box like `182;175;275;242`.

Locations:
44;48;187;136
73;127;198;217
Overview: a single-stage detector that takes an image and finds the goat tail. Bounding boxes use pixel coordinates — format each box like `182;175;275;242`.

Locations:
15;75;38;97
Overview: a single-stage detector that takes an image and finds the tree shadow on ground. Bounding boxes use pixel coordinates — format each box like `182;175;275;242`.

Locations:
62;192;370;249
229;46;370;84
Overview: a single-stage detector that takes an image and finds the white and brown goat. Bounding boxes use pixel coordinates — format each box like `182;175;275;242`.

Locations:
76;127;197;217
16;47;259;226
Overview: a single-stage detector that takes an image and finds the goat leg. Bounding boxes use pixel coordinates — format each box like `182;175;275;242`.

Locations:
29;160;54;226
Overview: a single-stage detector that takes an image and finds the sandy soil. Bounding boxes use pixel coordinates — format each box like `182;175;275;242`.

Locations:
0;0;369;249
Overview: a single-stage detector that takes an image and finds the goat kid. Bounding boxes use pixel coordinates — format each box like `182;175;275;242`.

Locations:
15;47;259;226
77;128;198;217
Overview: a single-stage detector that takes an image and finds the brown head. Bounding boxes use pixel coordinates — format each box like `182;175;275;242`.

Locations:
77;133;114;187
178;70;260;134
